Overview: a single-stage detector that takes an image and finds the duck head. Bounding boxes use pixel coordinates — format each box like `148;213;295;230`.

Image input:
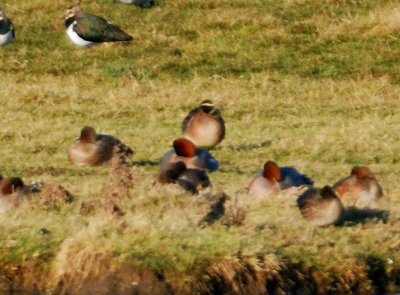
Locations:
0;177;25;195
173;138;197;158
262;161;281;182
351;166;375;179
79;126;96;143
320;185;339;199
199;100;217;113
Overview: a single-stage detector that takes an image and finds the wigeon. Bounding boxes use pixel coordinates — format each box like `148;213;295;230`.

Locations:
332;166;383;207
68;126;134;166
248;161;281;199
0;177;28;213
160;138;219;172
297;185;344;226
254;161;314;190
182;100;225;149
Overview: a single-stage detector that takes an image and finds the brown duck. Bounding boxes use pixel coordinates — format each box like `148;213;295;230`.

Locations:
182;100;225;149
248;161;281;199
332;166;383;207
297;186;344;226
0;177;29;213
160;138;219;172
159;138;213;194
68;126;134;166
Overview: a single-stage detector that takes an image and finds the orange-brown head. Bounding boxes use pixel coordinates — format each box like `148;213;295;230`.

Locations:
263;161;281;182
351;166;375;179
173;138;197;158
79;126;96;143
0;177;24;195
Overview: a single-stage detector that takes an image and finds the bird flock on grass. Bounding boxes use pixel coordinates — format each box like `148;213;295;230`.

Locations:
0;2;385;227
0;99;385;226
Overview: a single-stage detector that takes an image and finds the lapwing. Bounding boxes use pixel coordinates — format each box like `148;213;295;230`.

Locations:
248;161;281;199
0;8;14;46
65;1;133;47
119;0;156;8
68;126;134;166
182;100;225;149
297;186;344;226
332;166;383;208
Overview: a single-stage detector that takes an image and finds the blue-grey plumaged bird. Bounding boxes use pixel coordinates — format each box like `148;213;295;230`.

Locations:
64;1;133;47
119;0;156;8
0;8;14;46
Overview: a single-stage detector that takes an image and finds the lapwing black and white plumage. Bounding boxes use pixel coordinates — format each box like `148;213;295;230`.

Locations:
64;1;133;47
119;0;156;8
182;100;225;149
0;8;14;46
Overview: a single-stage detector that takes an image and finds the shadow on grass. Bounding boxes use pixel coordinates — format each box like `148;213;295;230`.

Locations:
216;140;272;152
336;207;390;227
132;160;160;167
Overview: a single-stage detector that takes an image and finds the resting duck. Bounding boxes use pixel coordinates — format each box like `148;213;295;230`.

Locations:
0;8;14;46
0;177;28;213
64;1;133;47
248;161;281;199
68;126;134;166
182;100;225;149
160;138;219;172
332;166;383;207
253;161;314;191
297;185;344;226
158;161;211;195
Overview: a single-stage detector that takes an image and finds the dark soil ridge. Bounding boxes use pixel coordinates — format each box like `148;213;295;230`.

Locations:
0;253;399;295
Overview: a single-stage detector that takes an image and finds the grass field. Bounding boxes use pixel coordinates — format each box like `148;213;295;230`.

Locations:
1;0;400;294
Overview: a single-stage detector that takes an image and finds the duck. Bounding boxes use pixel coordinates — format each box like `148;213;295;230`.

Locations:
64;1;133;47
68;126;134;166
182;100;225;149
0;177;28;213
254;161;314;190
248;161;281;199
119;0;156;8
160;138;219;172
332;166;383;207
0;8;14;46
278;166;314;189
158;161;211;195
297;185;344;226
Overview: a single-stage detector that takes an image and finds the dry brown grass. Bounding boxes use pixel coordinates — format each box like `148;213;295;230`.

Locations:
1;0;400;293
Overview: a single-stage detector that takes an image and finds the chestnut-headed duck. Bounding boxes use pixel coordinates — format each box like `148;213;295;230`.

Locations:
254;161;314;190
158;161;211;195
248;161;281;199
297;185;344;226
160;138;219;172
332;166;383;207
0;177;28;213
68;126;134;166
182;100;225;149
